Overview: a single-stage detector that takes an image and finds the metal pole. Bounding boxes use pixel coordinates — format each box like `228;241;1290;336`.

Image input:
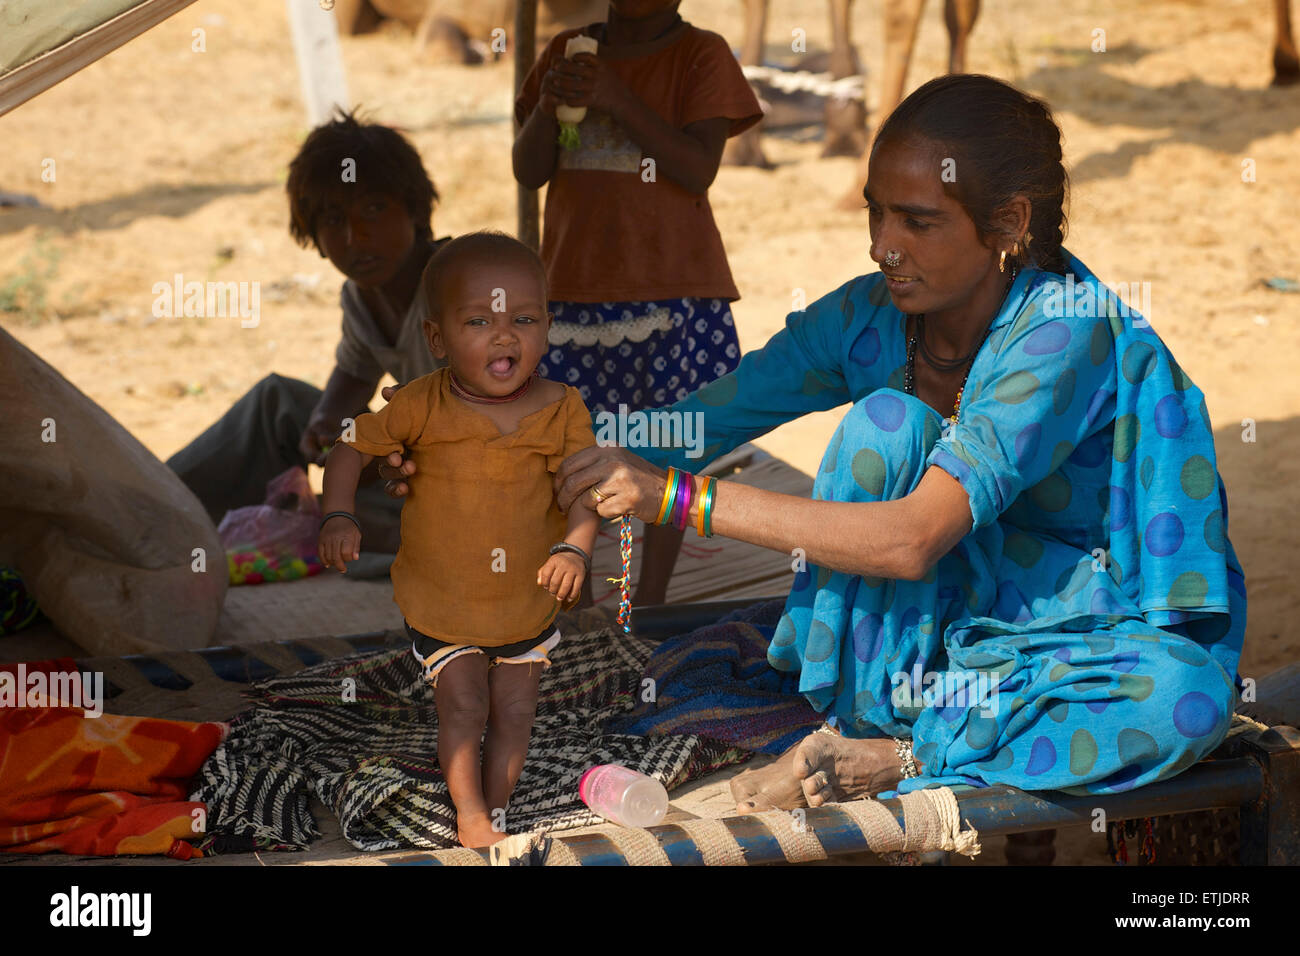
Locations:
514;0;539;250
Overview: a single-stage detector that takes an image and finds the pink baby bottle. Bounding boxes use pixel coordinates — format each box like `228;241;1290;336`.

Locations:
579;764;669;828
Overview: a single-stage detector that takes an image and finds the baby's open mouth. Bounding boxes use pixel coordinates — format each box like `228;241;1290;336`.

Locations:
488;356;517;375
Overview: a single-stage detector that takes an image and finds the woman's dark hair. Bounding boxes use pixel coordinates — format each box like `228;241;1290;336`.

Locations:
872;74;1069;275
287;109;438;250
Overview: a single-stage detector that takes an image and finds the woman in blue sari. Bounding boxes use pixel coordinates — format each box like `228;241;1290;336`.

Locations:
558;73;1246;810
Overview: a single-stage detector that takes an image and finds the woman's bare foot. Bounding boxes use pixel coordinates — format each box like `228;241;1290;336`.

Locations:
794;735;907;807
730;742;810;814
730;732;918;813
457;812;501;849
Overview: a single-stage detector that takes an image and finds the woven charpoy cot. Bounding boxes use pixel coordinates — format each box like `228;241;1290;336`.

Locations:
3;600;1296;867
190;617;750;852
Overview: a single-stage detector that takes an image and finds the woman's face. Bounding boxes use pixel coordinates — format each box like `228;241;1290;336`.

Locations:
865;135;1005;320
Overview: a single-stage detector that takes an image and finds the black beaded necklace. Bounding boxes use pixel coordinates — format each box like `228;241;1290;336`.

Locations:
903;273;1015;423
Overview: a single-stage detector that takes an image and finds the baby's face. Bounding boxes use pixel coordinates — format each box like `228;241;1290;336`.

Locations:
424;257;550;398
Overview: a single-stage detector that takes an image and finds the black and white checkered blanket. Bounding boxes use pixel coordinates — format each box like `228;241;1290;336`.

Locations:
191;623;747;851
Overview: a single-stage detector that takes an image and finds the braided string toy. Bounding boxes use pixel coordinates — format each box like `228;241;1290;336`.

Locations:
604;516;633;634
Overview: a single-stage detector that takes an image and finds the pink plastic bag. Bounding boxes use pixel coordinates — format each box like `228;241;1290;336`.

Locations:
217;467;323;585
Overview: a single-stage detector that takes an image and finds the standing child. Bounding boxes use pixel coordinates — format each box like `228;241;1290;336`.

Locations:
318;231;599;848
512;0;761;605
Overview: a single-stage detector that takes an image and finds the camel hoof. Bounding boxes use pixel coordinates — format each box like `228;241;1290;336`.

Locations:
722;127;774;169
1271;61;1300;86
821;98;867;158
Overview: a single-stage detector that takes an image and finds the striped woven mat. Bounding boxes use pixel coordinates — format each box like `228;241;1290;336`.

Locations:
189;616;751;853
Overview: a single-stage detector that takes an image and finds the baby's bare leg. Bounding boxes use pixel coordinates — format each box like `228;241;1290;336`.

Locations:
432;653;498;848
481;661;544;828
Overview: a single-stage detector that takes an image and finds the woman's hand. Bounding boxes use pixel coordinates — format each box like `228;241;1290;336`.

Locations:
375;451;415;498
375;384;416;498
554;446;668;523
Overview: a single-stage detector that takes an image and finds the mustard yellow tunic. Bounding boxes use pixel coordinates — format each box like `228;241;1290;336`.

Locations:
348;368;596;646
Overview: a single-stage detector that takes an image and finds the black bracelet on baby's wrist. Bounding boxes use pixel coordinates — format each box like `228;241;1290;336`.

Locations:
549;542;590;572
320;511;361;533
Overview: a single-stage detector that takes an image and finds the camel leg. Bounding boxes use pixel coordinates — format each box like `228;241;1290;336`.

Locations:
944;0;980;74
723;0;774;169
836;0;926;210
739;0;767;67
332;0;382;36
878;0;927;120
821;0;868;158
1274;0;1300;86
414;10;485;64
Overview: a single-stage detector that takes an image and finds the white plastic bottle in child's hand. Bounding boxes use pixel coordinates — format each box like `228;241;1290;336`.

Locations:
579;764;668;828
555;34;599;150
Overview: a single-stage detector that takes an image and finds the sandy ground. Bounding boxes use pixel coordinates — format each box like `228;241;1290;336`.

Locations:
3;0;1299;687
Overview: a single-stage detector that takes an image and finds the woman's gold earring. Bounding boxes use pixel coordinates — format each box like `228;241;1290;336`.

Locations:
999;250;1007;273
1012;241;1020;258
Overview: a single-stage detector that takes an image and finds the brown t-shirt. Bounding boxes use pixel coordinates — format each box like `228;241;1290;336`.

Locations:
515;22;762;303
346;369;597;645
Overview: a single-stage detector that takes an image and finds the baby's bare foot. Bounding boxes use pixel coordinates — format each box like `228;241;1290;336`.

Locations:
458;812;502;849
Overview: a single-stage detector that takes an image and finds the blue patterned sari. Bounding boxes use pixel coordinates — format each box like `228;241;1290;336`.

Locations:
633;251;1246;796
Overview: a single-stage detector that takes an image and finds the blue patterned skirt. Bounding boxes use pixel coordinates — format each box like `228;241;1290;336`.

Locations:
538;298;740;414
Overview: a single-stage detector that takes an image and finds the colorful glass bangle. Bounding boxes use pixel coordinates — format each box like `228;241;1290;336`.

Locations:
655;467;679;526
662;468;686;528
673;471;695;531
696;476;715;537
695;476;708;537
702;478;717;538
668;470;689;529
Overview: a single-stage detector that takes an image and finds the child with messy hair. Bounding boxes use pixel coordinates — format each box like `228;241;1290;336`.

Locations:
168;110;448;551
318;231;599;848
